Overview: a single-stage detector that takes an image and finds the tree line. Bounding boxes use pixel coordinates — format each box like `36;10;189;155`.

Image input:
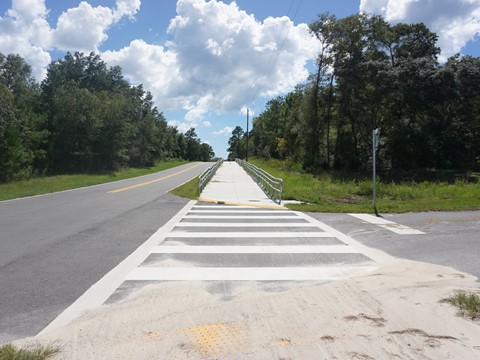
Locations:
228;13;480;175
0;51;213;182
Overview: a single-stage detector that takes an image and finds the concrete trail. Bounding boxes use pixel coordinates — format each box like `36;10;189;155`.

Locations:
199;161;282;208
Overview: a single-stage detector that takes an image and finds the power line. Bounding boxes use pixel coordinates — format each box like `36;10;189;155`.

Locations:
264;0;304;81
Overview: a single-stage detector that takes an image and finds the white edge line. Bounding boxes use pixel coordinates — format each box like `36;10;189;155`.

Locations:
2;163;206;204
377;224;426;235
349;213;395;225
349;213;425;235
150;245;360;254
37;200;197;336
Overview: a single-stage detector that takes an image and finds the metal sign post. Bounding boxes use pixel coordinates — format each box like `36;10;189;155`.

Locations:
373;128;380;216
246;108;249;162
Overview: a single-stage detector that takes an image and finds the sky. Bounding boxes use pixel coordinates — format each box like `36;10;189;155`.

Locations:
1;0;480;159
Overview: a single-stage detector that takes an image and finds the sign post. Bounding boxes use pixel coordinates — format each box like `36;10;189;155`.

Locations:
373;128;380;216
246;108;249;162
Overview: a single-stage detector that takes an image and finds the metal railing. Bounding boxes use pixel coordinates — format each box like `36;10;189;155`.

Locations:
236;159;283;204
198;158;223;195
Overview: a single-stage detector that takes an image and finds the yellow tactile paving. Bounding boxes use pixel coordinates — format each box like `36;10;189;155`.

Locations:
179;322;247;357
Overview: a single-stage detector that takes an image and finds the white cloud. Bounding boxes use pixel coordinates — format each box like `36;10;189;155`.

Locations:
167;120;194;133
53;2;114;52
0;0;319;120
213;126;234;136
0;0;52;78
240;106;255;116
360;0;480;60
102;39;179;97
202;120;212;127
0;0;140;78
103;0;319;119
53;0;141;53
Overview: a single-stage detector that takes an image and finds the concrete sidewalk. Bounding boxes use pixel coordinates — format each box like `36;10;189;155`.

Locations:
199;161;283;208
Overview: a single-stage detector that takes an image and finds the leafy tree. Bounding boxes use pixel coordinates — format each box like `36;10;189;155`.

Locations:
227;126;245;160
0;53;47;180
251;13;480;175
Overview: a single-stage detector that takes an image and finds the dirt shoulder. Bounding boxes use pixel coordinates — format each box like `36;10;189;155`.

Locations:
16;259;480;359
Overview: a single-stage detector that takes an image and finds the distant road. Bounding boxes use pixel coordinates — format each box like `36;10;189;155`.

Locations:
308;211;480;281
0;162;211;344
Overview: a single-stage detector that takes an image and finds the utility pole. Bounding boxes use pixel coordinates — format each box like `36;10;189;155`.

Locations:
246;108;249;162
373;128;380;216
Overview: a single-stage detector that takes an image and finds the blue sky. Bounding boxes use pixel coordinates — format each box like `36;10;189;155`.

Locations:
1;0;480;158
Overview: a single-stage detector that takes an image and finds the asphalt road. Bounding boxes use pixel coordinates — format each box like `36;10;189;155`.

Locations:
308;211;480;281
0;162;211;344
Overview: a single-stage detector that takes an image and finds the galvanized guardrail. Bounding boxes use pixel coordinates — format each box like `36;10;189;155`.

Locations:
236;159;283;204
198;158;223;195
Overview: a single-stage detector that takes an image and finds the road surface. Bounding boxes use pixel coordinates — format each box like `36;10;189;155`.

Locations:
307;211;480;280
0;162;211;344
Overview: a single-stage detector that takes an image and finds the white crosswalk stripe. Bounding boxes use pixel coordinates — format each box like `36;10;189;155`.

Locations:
123;202;385;282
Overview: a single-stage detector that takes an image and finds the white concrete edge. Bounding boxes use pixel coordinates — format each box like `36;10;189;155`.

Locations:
150;245;360;254
294;211;396;264
125;266;378;281
37;199;197;336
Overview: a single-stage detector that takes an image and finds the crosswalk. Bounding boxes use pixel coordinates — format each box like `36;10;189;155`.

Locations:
123;202;384;283
40;201;393;334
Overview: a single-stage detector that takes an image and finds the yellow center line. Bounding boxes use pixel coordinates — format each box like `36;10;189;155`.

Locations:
108;163;202;193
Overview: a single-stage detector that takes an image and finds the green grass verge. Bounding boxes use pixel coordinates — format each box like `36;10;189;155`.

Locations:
0;160;189;201
442;291;480;320
169;176;199;200
250;158;480;213
0;343;60;360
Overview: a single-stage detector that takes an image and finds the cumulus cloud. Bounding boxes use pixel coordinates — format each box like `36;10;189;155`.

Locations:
1;0;319;121
0;0;52;78
0;0;140;78
213;126;234;136
360;0;480;60
53;0;141;52
104;0;319;118
168;120;194;133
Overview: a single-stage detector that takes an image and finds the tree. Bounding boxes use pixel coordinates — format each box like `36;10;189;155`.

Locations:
304;13;336;170
0;53;46;180
227;126;245;160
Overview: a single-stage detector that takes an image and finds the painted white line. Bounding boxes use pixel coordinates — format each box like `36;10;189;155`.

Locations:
37;200;198;337
189;210;294;214
166;232;334;238
349;213;425;235
126;266;378;281
193;205;271;209
183;215;299;219
151;245;359;254
175;222;317;227
293;211;395;264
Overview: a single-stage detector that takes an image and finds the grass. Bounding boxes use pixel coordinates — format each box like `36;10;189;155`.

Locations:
442;291;480;320
0;160;189;201
0;343;60;360
169;176;199;200
250;158;480;213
